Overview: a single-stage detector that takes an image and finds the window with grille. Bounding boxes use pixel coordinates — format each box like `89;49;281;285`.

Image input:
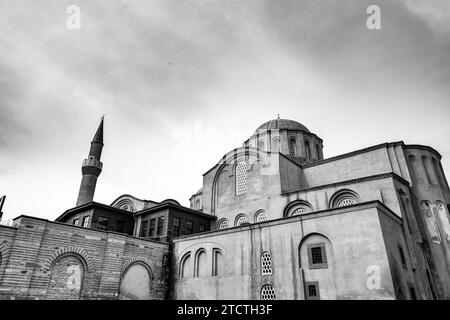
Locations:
82;216;90;227
292;208;308;216
149;218;156;237
218;219;228;229
97;216;109;230
73;218;80;226
140;220;148;237
186;220;194;234
157;216;165;235
260;284;276;300
256;211;267;223
338;198;357;207
289;138;297;156
115;219;125;233
235;215;247;226
235;161;248;196
305;282;320;300
307;243;328;269
199;224;206;232
261;252;272;275
173;217;180;236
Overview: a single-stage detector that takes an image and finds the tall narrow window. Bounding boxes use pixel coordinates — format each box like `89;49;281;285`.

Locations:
195;249;207;277
212;249;223;276
195;199;201;210
157;216;165;236
149;218;156;237
140;220;148;237
260;284;276;300
408;284;417;300
82;216;90;228
173;217;180;236
235;161;248;196
304;140;311;159
398;245;407;268
180;253;191;278
261;252;272;275
315;144;321;160
186;220;194;234
289;138;297;156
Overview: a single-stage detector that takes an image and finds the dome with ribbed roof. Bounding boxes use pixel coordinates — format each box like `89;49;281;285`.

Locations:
253;119;310;135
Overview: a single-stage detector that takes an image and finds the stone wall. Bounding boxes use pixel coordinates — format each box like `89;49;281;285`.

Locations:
0;215;170;300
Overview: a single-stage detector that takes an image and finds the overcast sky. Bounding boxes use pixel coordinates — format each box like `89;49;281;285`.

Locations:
1;0;449;222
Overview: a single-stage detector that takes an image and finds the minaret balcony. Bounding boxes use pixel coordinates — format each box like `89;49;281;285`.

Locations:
81;158;103;176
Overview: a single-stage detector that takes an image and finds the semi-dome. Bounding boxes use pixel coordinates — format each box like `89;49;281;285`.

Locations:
253;118;310;135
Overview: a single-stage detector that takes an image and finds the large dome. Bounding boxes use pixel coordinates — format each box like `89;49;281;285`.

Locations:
253;119;310;135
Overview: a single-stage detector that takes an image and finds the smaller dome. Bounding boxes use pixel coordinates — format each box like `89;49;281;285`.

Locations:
161;199;180;205
253;119;310;135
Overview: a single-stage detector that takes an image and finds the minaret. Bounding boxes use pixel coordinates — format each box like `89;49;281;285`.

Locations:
76;116;104;206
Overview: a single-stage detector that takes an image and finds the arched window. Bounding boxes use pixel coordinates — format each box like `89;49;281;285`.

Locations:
422;156;438;185
194;249;207;278
330;190;359;208
436;201;450;235
260;284;276;300
315;144;321;160
304;140;311;160
235;214;248;227
432;158;447;189
235;161;248;196
257;140;265;151
195;199;201;210
420;201;441;243
289;138;297;156
212;248;223;276
261;252;272;275
180;252;191;278
421;156;432;184
272;137;280;152
255;210;267;223
218;219;228;229
284;201;313;217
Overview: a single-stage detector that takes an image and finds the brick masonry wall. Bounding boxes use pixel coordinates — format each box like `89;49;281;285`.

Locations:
0;216;170;300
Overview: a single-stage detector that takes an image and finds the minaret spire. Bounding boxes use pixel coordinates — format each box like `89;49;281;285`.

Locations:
76;116;105;206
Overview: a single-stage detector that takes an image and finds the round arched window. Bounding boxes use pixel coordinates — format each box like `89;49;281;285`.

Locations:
218;219;228;229
235;215;248;226
255;211;267;223
260;284;276;300
331;190;359;208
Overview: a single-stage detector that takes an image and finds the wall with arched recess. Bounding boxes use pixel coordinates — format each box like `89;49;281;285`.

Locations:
45;254;85;300
119;260;153;300
298;233;337;299
0;216;170;300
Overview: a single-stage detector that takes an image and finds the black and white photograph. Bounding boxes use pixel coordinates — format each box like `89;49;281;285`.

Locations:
0;0;450;307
